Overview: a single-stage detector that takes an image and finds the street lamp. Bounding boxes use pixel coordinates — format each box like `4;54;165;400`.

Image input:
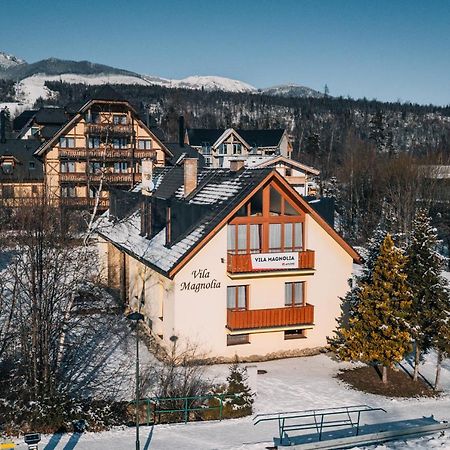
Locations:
127;311;145;450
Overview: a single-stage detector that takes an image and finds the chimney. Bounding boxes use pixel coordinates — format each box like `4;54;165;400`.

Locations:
0;109;6;144
230;159;245;172
178;115;185;147
141;158;154;196
184;158;198;197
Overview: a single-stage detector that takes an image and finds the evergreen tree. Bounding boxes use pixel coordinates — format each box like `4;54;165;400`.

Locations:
406;209;449;382
224;361;254;416
333;234;411;383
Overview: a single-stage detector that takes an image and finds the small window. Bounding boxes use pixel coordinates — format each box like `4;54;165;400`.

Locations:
233;143;242;154
113;138;128;149
138;139;152;150
227;285;248;310
61;186;76;198
284;329;306;340
29;161;36;170
113;115;127;125
88;186;97;198
285;282;305;306
88;136;100;149
114;162;129;173
60;161;75;173
227;334;249;346
59;137;75;148
218;143;227;155
1;162;13;174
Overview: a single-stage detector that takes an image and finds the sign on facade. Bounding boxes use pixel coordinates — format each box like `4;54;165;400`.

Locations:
251;252;298;270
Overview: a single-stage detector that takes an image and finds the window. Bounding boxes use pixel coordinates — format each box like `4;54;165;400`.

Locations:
59;137;75;148
227;334;249;346
88;186;97;198
204;156;212;167
138;139;152;150
28;161;35;170
60;161;75;173
218;143;227;155
61;186;76;198
88;136;100;149
285;282;305;306
284;329;306;340
233;143;242;154
227;285;248;310
113;115;127;125
202;143;211;155
89;162;103;173
113;138;128;149
1;162;13;174
114;162;129;173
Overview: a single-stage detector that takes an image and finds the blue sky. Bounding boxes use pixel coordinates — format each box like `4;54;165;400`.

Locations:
1;0;449;105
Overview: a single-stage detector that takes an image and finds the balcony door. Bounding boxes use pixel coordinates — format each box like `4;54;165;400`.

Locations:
227;183;305;255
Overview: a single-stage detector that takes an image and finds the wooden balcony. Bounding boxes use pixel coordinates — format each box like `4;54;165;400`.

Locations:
227;250;315;274
227;304;314;331
59;148;157;160
85;123;133;136
60;172;142;184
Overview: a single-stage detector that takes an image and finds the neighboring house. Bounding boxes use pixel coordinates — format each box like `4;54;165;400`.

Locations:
0;139;43;207
96;159;359;361
252;155;320;196
33;86;176;210
186;128;292;168
13;106;70;141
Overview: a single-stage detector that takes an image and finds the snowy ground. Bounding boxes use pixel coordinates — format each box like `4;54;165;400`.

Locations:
8;351;450;450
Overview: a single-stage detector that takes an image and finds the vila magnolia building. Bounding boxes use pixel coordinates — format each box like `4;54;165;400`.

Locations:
186;128;292;168
32;87;174;209
97;159;359;360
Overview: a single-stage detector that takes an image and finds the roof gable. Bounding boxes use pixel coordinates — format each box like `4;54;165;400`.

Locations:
255;155;320;175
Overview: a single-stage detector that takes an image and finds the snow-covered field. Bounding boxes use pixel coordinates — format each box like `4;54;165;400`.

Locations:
8;352;450;450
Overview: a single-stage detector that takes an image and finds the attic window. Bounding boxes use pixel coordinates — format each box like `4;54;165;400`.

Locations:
1;161;13;174
29;161;35;170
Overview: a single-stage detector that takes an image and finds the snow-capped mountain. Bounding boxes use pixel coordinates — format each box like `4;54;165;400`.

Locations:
261;84;324;98
0;51;26;71
0;51;323;107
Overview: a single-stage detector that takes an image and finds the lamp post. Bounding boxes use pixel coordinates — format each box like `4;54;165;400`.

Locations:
127;311;145;450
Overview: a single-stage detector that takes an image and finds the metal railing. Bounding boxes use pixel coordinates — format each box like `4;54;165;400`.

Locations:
254;405;387;445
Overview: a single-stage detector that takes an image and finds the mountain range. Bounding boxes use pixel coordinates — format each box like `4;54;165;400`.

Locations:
0;51;323;106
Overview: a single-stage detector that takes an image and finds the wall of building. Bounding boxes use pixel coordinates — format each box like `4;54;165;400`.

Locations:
172;216;354;360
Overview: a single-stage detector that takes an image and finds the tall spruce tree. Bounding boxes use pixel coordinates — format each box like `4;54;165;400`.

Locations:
333;234;411;383
406;209;449;382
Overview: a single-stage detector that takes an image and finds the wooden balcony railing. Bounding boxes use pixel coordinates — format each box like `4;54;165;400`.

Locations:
227;250;315;274
60;172;142;184
85;123;133;136
227;304;314;331
59;148;157;160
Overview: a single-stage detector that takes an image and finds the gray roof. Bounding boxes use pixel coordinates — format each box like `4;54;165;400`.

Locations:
97;167;272;277
0;139;43;182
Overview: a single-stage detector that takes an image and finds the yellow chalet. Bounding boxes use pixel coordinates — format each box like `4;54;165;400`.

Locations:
34;86;173;209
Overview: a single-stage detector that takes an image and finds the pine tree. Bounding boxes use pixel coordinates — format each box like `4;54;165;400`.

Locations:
333;234;411;383
224;361;254;416
406;209;449;382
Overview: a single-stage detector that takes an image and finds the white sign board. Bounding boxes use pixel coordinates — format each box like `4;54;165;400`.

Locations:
251;252;298;270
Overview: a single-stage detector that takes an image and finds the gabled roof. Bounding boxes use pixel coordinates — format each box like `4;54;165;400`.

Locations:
13;109;37;132
97;168;360;279
34;107;68;125
186;128;286;149
91;85;128;102
164;143;205;167
255;155;320;175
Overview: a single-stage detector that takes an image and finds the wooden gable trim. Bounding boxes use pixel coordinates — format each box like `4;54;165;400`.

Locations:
256;155;320;175
213;128;251;150
168;170;360;278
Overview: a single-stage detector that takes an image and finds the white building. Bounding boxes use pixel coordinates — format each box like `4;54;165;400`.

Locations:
96;159;359;361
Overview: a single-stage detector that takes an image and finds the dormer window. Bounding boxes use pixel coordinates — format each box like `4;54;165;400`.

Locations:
1;161;13;174
29;161;35;170
218;143;227;155
233;143;242;155
113;115;127;125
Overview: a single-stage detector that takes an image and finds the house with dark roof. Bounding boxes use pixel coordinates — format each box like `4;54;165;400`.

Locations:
186;127;292;168
96;158;359;360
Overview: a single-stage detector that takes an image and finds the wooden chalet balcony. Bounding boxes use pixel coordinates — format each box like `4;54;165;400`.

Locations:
85;123;133;136
59;148;156;160
60;172;142;184
60;197;109;208
227;250;315;274
227;304;314;331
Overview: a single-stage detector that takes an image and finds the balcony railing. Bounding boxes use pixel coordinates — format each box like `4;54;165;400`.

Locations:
85;123;133;136
227;304;314;331
59;148;157;160
60;197;110;208
227;250;315;274
60;172;142;184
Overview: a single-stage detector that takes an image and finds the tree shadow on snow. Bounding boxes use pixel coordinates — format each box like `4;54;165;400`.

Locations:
43;433;63;450
62;432;82;450
143;425;154;450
